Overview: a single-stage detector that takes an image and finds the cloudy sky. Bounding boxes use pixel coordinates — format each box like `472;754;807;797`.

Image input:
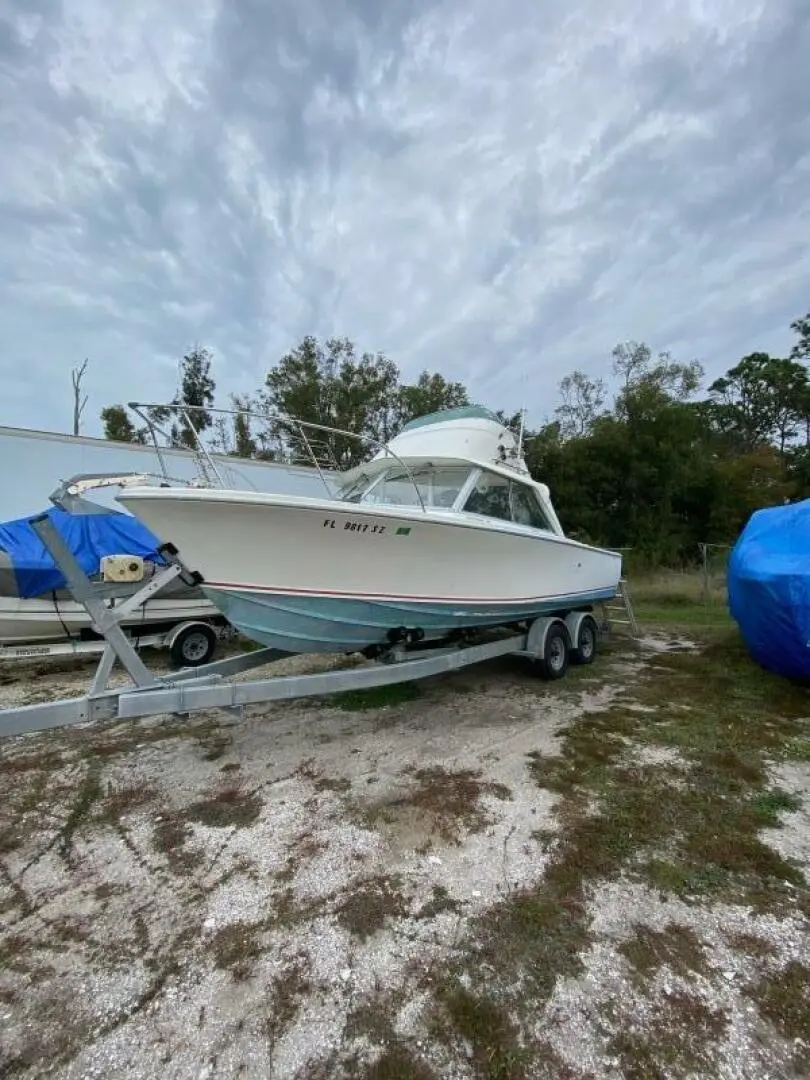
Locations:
0;0;808;438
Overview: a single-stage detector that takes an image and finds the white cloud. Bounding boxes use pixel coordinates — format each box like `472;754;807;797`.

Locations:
0;0;807;436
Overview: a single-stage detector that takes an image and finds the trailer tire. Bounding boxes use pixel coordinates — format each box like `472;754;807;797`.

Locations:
538;621;569;680
572;615;598;665
170;623;217;668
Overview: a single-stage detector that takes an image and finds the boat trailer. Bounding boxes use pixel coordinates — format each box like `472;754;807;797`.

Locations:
0;511;613;741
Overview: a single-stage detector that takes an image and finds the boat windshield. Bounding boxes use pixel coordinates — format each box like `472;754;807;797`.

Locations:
336;474;371;503
463;470;554;531
340;465;472;509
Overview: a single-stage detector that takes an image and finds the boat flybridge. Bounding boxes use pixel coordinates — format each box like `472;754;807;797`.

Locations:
0;403;630;740
116;405;623;656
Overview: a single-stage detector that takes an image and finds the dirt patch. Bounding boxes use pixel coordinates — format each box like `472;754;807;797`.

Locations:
607;991;729;1077
355;765;512;847
209;920;262;980
619;923;709;982
746;962;810;1073
183;784;262;828
336;874;408;940
264;956;314;1046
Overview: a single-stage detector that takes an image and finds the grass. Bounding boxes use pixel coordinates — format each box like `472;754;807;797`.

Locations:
746;961;810;1073
422;622;810;1078
415;884;462;920
264;957;314;1047
432;985;530;1080
329;682;422;712
58;763;102;860
628;568;733;628
751;961;810;1035
359;1046;439;1080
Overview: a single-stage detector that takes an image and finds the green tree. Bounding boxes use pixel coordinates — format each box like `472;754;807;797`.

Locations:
611;341;652;391
262;336;398;468
232;394;257;459
100;404;144;444
530;345;723;563
171;345;216;449
555;371;606;437
708;353;808;453
790;309;810;360
261;337;470;469
395;371;469;428
706;445;793;540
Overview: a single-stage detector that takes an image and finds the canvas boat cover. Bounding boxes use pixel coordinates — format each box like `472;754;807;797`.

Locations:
727;499;810;679
0;505;164;600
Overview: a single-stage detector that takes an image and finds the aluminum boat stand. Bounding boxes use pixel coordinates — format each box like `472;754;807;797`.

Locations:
0;511;606;741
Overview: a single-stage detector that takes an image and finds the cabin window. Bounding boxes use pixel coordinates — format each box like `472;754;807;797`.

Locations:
463;471;553;531
359;465;470;508
509;484;553;530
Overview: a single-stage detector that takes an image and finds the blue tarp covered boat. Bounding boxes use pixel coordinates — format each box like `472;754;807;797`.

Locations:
0;505;163;599
727;499;810;679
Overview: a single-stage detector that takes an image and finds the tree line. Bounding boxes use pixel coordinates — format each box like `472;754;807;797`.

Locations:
100;307;810;566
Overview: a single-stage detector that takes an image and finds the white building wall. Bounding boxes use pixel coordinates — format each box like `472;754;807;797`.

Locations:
0;426;337;521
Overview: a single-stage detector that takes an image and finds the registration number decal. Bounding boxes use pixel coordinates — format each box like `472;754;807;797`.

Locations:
323;518;387;535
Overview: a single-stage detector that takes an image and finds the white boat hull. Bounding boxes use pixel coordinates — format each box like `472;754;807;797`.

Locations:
118;488;622;653
0;594;218;646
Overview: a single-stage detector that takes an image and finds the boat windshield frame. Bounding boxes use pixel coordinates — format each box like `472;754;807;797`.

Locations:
459;467;558;533
336;464;476;511
336;462;559;535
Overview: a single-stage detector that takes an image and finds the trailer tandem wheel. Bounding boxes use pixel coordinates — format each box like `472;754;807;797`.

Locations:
571;613;599;665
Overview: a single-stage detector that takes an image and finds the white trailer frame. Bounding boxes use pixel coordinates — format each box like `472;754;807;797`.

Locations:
0;500;608;741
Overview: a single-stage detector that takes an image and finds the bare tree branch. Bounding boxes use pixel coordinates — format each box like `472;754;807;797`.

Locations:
71;358;89;436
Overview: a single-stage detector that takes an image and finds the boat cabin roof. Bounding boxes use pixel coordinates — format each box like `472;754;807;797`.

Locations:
399;405;502;433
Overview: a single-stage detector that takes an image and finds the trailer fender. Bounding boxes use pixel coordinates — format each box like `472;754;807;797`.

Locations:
522;616;571;680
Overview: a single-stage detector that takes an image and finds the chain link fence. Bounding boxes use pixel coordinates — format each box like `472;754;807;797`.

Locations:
621;544;734;616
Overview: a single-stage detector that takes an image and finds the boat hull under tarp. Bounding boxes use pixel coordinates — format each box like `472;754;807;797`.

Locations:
728;498;810;679
0;503;216;647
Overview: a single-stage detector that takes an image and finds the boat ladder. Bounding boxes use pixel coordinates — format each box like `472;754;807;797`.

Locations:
600;578;640;637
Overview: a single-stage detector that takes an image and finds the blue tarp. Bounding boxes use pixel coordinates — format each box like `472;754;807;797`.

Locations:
727;499;810;680
0;506;164;599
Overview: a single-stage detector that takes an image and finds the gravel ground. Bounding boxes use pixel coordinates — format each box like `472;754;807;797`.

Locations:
0;635;808;1079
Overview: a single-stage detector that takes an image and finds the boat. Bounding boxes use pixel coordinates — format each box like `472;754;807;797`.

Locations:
116;406;623;655
0;498;218;648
